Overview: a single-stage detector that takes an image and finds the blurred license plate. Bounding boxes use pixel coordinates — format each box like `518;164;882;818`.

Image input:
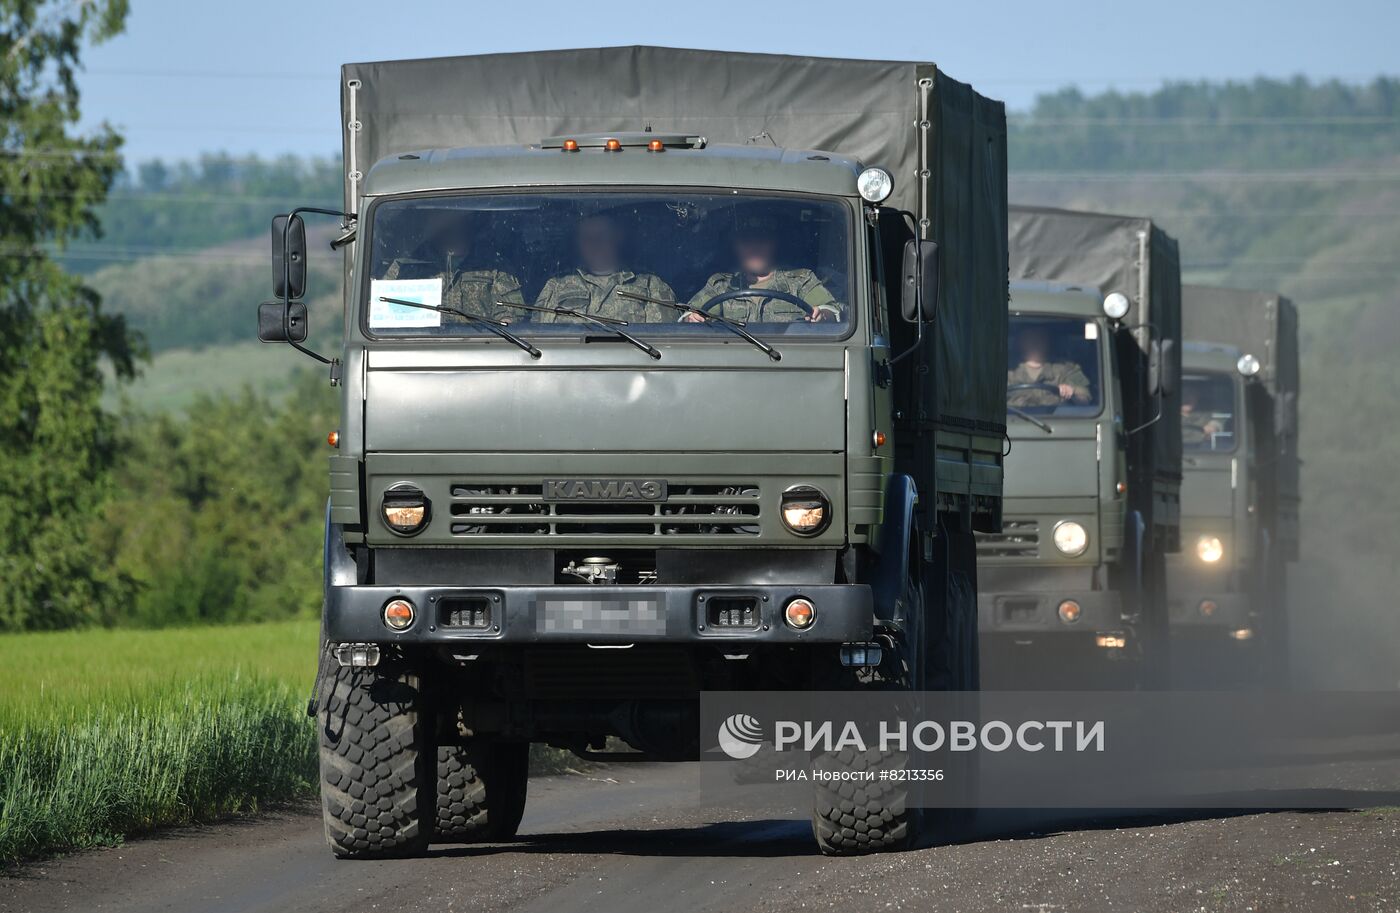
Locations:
536;597;665;635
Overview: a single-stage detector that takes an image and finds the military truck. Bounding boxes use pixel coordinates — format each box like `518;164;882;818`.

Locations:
257;47;1008;857
977;207;1182;688
1168;286;1300;685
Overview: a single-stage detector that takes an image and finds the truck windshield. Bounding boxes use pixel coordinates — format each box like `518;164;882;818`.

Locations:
1006;315;1103;416
1182;372;1237;452
363;191;852;338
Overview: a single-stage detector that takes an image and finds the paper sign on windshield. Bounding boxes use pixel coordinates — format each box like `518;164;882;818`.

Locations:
368;278;442;328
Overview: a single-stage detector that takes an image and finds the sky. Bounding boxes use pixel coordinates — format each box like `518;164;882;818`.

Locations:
76;0;1400;165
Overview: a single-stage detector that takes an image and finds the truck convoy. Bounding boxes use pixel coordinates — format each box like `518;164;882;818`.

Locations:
1168;286;1300;685
258;47;1009;858
977;206;1183;689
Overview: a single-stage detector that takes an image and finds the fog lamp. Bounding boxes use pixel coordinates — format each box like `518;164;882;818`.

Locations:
780;486;830;536
1237;353;1261;377
856;167;894;203
1096;632;1127;649
383;598;415;631
1057;600;1082;624
1196;535;1224;563
1052;520;1089;557
784;597;816;629
382;485;430;536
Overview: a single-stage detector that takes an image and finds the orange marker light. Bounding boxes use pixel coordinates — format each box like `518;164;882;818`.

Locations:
561;139;579;152
604;138;622;152
383;598;415;631
648;139;665;152
873;431;887;447
327;430;339;448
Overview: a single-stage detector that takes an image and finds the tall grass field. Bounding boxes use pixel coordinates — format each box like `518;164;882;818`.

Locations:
0;621;319;865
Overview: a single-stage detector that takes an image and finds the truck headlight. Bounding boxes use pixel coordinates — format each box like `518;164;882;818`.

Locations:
382;484;430;536
856;167;894;203
1196;535;1224;563
780;486;830;536
1052;520;1088;556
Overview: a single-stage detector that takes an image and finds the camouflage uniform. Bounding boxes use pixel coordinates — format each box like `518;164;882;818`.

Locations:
686;269;842;323
1006;361;1092;407
1181;409;1222;449
533;270;675;323
382;256;524;323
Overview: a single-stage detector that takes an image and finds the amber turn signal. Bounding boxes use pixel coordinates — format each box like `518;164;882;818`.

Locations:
784;597;816;629
383;598;415;631
327;430;339;448
873;430;887;447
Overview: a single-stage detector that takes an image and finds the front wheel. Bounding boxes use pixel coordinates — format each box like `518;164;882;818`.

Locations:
435;740;530;843
317;659;432;859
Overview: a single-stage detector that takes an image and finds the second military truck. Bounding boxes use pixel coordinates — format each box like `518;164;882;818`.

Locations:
258;47;1008;857
978;206;1183;688
1168;285;1300;685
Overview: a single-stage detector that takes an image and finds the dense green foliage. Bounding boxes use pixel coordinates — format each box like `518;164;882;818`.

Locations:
0;621;318;863
0;0;142;631
85;154;342;269
1013;76;1400;172
98;371;338;627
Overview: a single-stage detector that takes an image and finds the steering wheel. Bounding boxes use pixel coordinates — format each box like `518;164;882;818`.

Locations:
1007;382;1062;397
698;288;814;317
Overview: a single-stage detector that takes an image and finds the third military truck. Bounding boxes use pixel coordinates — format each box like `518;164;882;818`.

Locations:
257;47;1008;857
1168;285;1300;685
978;206;1182;688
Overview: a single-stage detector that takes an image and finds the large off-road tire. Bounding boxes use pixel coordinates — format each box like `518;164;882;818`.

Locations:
434;740;529;843
317;660;432;859
812;552;924;856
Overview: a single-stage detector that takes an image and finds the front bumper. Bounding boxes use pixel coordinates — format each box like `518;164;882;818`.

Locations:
977;589;1124;638
1168;590;1252;631
326;583;874;645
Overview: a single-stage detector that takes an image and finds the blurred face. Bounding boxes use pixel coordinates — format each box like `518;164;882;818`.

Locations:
1018;328;1050;364
576;216;621;274
736;235;777;278
425;210;472;257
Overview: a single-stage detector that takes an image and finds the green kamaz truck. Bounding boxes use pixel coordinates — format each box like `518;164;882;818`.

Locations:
257;47;1008;857
1168;286;1300;685
977;206;1182;688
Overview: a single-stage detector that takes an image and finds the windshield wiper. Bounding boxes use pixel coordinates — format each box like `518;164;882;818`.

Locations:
376;297;541;359
615;289;781;362
1007;406;1054;435
499;302;661;360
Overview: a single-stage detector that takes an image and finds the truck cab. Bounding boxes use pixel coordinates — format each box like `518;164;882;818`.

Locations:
978;281;1135;682
1168;343;1256;668
256;47;1008;861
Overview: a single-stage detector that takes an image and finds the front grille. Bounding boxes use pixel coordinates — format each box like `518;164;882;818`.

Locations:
448;483;760;537
976;519;1040;559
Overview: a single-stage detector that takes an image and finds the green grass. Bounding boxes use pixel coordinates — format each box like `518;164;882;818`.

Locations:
0;621;318;865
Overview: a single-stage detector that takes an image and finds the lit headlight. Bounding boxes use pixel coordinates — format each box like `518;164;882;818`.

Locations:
780;486;831;536
382;484;430;536
1196;535;1224;563
1052;520;1089;556
856;167;894;203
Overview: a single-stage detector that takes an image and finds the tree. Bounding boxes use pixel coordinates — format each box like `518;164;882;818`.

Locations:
0;0;140;630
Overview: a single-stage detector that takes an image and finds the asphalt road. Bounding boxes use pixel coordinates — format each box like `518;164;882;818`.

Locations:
3;764;1398;913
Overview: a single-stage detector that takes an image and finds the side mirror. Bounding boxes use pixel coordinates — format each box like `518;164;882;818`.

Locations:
272;214;307;300
258;301;308;343
1157;338;1178;398
1147;339;1162;395
900;239;939;322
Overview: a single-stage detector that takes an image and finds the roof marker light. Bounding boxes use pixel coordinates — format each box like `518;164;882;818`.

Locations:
561;139;579;152
648;139;665;152
605;138;622;152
